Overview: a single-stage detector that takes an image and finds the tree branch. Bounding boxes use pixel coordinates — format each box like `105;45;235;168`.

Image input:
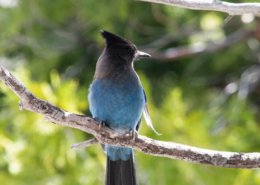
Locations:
137;0;260;16
147;30;253;62
1;66;260;169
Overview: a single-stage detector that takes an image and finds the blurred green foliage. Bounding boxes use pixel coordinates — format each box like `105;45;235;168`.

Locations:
0;0;260;184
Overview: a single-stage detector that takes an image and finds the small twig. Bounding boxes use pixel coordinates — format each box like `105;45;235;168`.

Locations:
225;15;234;24
71;138;99;149
2;66;260;169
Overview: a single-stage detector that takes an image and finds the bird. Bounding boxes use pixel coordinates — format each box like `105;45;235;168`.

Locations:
88;30;159;185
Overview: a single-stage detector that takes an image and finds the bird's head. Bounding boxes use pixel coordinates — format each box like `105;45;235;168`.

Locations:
100;30;151;64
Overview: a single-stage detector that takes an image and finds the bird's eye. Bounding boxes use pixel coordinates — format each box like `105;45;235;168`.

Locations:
128;49;134;55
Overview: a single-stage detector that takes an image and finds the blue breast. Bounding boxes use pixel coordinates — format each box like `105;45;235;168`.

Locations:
88;78;144;131
88;77;145;161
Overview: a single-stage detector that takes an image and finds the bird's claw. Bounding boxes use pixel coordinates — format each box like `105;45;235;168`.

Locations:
99;120;106;131
129;130;138;143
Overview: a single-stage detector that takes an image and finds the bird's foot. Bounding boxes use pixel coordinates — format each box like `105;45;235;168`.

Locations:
129;130;138;143
93;117;106;131
99;120;106;131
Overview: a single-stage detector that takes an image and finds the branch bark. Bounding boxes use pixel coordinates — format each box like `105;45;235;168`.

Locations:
1;66;260;169
137;0;260;16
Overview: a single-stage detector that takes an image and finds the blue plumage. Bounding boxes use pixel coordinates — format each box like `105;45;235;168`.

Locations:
89;78;144;131
88;30;157;185
88;73;145;160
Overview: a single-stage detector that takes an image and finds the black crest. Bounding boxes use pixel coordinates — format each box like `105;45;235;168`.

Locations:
100;30;131;46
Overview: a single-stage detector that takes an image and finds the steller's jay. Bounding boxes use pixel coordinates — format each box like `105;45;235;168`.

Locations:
88;30;159;185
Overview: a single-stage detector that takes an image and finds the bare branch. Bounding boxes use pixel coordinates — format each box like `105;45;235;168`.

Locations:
137;0;260;16
71;138;99;149
225;15;234;23
1;66;260;169
147;30;253;61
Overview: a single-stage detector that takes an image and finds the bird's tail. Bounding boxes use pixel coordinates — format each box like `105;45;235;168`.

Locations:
105;152;137;185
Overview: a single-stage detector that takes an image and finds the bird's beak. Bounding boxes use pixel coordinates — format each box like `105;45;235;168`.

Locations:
136;50;151;58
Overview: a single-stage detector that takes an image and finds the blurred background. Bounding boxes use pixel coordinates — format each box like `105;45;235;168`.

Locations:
0;0;260;184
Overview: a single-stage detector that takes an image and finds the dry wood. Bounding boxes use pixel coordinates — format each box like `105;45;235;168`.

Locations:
137;0;260;16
